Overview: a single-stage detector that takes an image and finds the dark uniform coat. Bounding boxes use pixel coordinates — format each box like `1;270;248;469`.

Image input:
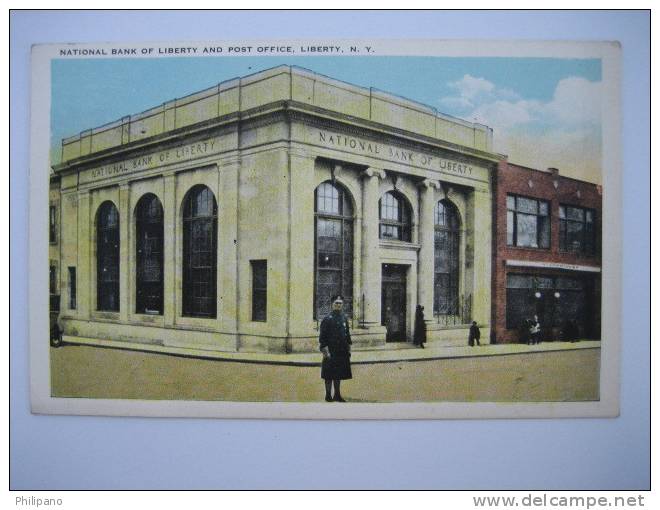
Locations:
319;311;353;380
413;305;427;346
468;324;481;346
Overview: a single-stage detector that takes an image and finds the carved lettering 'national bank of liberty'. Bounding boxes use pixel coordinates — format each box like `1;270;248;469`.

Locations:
50;65;500;354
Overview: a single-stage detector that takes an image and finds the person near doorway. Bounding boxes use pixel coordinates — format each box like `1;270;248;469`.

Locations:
319;294;352;402
529;315;542;345
413;305;427;348
468;320;481;346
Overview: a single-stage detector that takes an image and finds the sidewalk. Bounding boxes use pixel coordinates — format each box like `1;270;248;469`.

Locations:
62;335;601;366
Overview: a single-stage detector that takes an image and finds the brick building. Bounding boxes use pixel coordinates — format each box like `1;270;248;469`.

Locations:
491;161;602;344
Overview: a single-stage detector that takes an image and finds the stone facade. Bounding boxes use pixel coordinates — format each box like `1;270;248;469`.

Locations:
51;65;498;354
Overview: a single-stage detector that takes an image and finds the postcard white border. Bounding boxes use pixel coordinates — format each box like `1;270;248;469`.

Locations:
29;39;622;419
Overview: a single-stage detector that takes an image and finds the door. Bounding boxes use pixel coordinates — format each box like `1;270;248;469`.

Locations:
381;264;407;342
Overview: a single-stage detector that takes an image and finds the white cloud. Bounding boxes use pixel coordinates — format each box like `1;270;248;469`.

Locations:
449;74;495;99
545;77;602;126
471;99;541;130
439;74;602;182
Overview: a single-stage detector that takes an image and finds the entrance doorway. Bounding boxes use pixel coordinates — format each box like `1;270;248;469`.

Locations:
381;264;408;342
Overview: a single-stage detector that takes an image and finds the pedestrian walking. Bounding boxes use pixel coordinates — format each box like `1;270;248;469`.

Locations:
468;321;481;346
413;304;427;348
529;315;541;345
319;294;352;402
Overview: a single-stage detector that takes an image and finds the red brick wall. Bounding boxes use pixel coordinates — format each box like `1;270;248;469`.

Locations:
491;161;602;343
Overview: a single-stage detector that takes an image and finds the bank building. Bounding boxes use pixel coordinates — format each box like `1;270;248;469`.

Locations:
50;65;500;354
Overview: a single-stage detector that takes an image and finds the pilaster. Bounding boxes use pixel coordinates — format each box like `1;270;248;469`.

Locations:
470;187;492;327
218;157;240;335
360;167;386;326
287;150;316;337
417;178;441;314
77;190;91;318
162;174;177;326
118;183;130;321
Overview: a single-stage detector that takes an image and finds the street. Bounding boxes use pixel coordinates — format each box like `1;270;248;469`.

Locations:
50;343;600;402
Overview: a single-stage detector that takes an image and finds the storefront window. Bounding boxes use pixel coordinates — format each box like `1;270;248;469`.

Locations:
314;181;353;319
506;274;589;333
96;201;120;312
434;200;460;315
136;193;164;315
182;185;217;318
559;205;596;255
379;191;411;242
506;194;550;249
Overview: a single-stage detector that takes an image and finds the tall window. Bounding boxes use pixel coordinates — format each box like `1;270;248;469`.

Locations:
379;191;411;242
434;200;460;315
49;263;57;295
136;194;164;314
49;205;57;243
68;267;77;310
314;181;354;319
506;195;550;249
96;201;120;311
560;205;596;255
251;260;267;322
182;185;217;318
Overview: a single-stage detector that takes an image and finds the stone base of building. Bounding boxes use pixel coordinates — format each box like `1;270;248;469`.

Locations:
60;319;394;354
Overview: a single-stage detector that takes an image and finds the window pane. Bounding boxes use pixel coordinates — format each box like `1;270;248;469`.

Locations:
516;213;538;247
435;201;446;226
538;201;548;215
567;207;584;221
556;277;584;290
507;274;534;289
559;206;566;219
506;195;516;210
381;193;399;220
506;211;514;245
516;197;537;214
567;220;584;252
559;219;568;250
538;215;550;248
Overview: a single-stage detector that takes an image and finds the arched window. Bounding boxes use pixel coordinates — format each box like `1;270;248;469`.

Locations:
314;181;354;319
434;200;460;315
379;191;412;242
182;185;217;318
135;194;164;315
96;201;120;312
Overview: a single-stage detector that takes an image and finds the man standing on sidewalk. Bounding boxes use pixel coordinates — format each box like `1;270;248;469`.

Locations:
468;321;481;347
319;294;352;402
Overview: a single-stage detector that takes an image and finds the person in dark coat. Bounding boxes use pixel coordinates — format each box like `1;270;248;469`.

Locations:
319;294;352;402
413;305;427;348
468;321;481;346
529;314;541;345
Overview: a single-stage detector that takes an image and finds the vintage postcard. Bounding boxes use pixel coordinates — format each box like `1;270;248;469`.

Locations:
29;39;621;418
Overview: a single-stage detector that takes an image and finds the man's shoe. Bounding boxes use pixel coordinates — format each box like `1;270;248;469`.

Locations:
333;395;346;402
325;395;333;402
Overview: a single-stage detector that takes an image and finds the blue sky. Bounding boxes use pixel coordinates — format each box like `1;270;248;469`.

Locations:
52;56;602;182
